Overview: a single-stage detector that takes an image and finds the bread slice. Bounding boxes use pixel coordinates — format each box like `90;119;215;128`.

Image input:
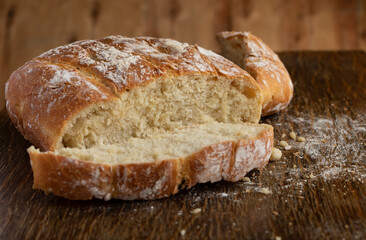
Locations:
28;122;273;200
6;36;273;200
216;31;293;116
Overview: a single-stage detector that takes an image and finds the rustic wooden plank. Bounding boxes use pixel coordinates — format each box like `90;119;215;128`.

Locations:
229;0;282;50
0;51;365;239
172;0;229;50
334;0;358;49
299;0;338;50
230;0;360;51
93;0;150;37
0;0;95;107
0;0;95;110
93;0;172;38
358;0;366;50
0;0;13;110
3;0;94;70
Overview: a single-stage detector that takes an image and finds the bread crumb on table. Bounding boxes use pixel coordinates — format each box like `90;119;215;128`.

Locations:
284;145;292;150
275;236;282;240
281;133;286;138
297;136;306;142
289;131;296;139
279;140;288;147
243;177;251;182
260;187;272;194
270;147;282;161
190;208;202;214
180;230;186;236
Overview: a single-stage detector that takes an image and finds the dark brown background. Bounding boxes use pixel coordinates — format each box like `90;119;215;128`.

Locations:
1;0;366;108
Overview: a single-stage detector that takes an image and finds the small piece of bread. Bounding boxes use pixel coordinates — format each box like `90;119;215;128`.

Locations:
216;31;294;116
297;136;306;142
284;145;292;150
243;177;251;182
6;36;274;200
270;147;282;161
191;208;202;214
260;187;272;194
289;132;296;139
279;141;289;147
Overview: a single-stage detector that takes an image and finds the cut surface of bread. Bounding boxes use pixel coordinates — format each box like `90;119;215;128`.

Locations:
216;31;293;116
59;122;271;164
5;36;274;200
28;122;273;200
62;74;261;149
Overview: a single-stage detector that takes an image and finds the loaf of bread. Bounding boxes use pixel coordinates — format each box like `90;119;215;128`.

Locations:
216;31;293;116
6;36;273;200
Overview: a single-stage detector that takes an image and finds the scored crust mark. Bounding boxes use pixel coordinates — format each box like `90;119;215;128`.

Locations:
36;59;120;98
38;40;143;95
216;31;294;116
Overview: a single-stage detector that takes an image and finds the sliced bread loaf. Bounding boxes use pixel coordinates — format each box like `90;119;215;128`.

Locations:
6;36;273;200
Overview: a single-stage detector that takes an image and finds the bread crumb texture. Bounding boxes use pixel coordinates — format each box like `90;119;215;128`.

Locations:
62;75;260;149
57;122;271;164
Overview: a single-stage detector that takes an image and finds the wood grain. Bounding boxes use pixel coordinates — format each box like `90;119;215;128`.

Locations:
1;0;366;109
0;51;366;240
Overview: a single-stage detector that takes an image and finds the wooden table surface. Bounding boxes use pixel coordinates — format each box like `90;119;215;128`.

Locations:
0;51;366;240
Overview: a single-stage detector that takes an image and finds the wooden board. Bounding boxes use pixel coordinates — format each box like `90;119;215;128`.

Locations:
0;51;366;239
